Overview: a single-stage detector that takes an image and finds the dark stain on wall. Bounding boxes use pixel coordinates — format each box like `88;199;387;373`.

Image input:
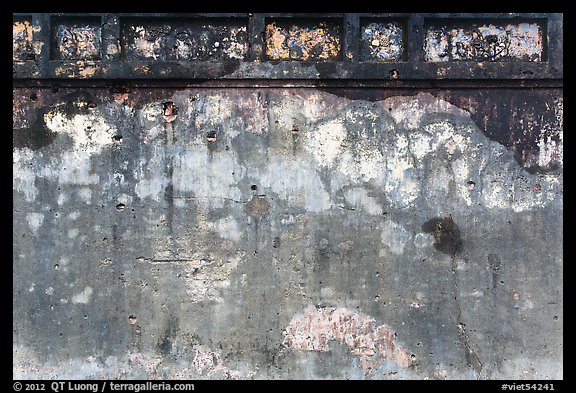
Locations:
422;216;463;256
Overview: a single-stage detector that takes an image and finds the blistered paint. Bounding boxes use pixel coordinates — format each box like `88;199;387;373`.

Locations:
282;305;411;375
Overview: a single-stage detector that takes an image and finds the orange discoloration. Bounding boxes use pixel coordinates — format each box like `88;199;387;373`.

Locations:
13;21;34;62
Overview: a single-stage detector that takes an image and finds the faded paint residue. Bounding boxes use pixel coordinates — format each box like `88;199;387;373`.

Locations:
54;61;101;79
304;119;347;167
54;24;101;60
71;286;93;304
192;347;255;379
361;21;404;61
283;305;411;375
44;101;115;154
13;20;34;62
123;21;248;61
380;220;411;256
25;212;44;234
265;20;341;60
425;22;544;62
343;188;383;215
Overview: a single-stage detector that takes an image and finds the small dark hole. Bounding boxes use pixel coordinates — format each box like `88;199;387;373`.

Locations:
251;185;257;191
116;203;126;211
112;135;123;142
389;69;399;79
292;125;300;133
87;101;97;109
207;131;217;142
29;93;38;101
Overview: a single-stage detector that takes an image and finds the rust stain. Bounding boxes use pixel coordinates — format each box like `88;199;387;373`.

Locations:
283;305;411;375
265;21;341;60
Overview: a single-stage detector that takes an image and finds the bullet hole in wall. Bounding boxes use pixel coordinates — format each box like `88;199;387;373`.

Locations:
162;101;178;122
207;131;217;142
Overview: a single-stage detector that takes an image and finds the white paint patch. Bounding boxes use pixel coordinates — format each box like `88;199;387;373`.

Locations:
13;148;39;202
57;193;67;206
414;232;434;248
77;188;92;204
380;220;412;255
172;146;243;208
343;188;383;215
67;211;80;220
44;108;115;155
262;158;332;212
26;213;44;234
71;286;93;304
211;217;241;242
40;151;99;185
305;119;347;167
67;228;79;239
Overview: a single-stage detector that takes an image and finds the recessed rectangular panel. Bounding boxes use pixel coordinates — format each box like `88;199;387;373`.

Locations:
424;19;546;62
13;16;34;62
121;18;249;61
265;18;342;61
360;19;406;62
51;16;102;60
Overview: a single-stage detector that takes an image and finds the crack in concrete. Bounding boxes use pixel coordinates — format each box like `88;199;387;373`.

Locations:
450;253;483;378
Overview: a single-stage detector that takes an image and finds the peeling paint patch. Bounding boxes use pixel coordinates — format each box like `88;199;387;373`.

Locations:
13;19;34;62
265;20;341;60
360;20;404;61
283;305;411;375
123;19;248;61
425;21;544;62
53;21;101;60
304;118;347;167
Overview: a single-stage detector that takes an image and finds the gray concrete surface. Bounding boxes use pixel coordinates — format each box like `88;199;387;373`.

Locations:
13;87;562;379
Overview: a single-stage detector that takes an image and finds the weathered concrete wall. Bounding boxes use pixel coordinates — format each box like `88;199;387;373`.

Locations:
13;13;562;381
13;87;563;380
